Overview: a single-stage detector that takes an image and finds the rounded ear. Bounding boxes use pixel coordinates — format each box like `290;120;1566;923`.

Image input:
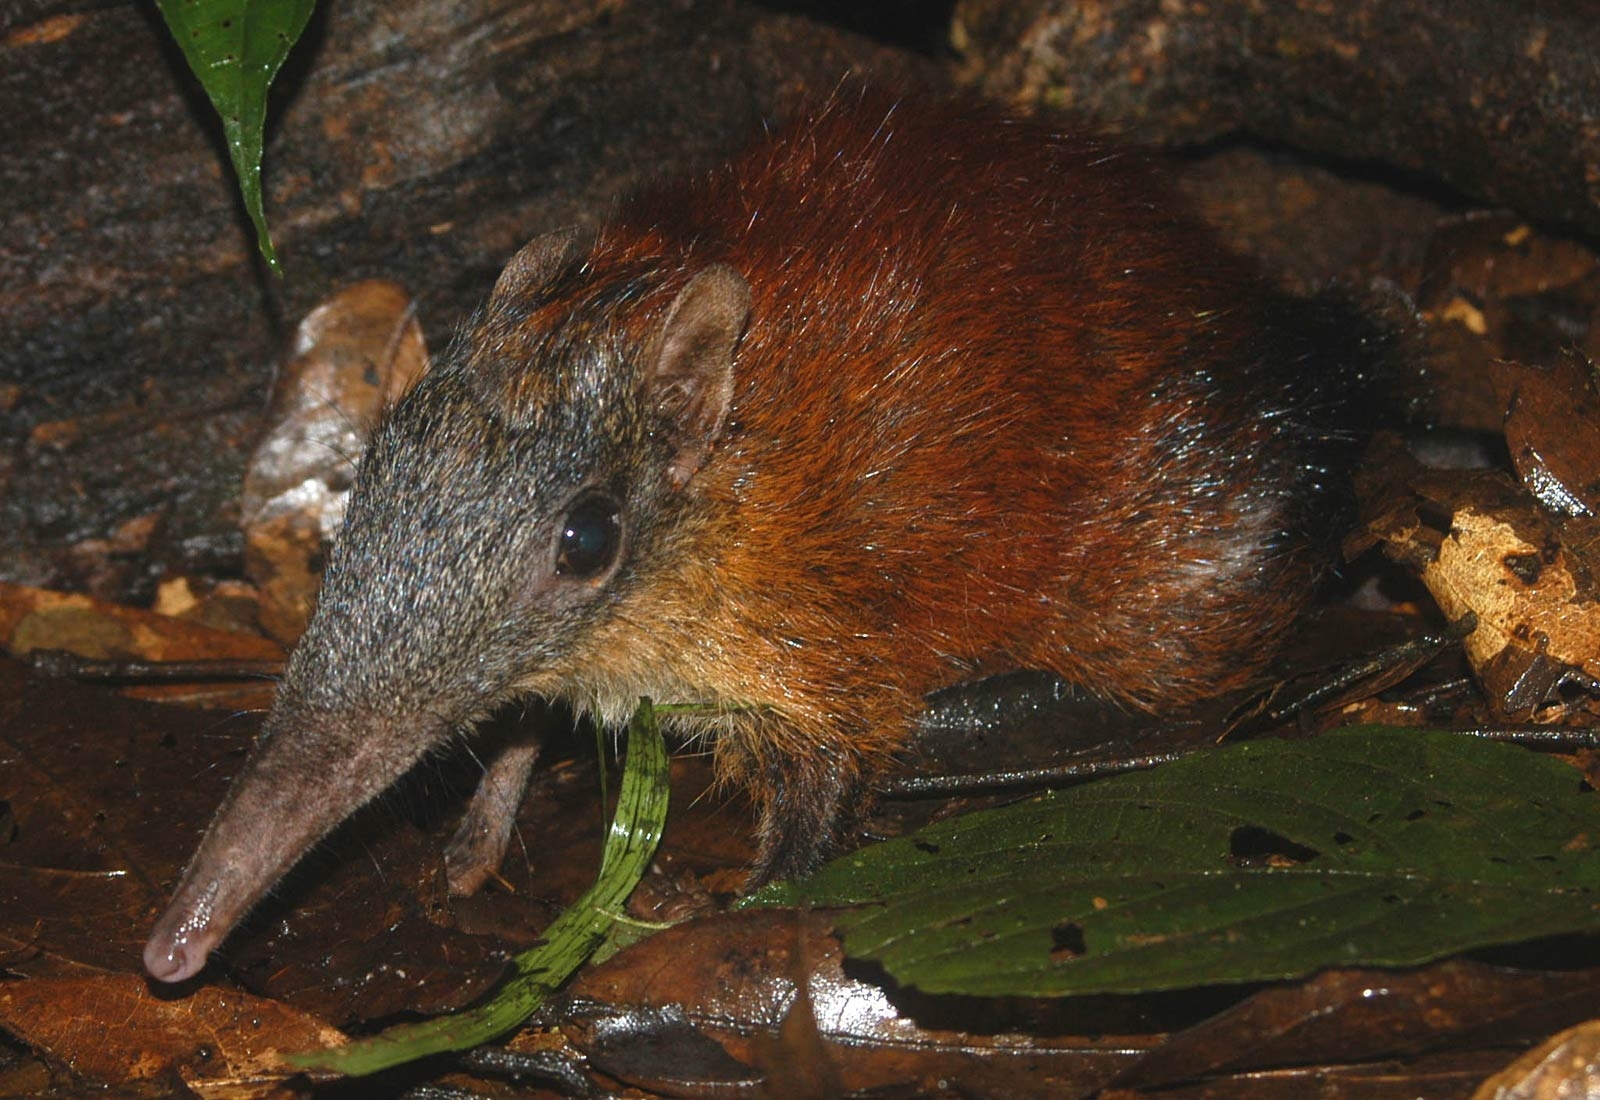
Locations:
488;227;582;311
651;264;751;488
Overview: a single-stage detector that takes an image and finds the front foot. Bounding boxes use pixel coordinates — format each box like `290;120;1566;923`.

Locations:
444;737;542;895
747;759;869;888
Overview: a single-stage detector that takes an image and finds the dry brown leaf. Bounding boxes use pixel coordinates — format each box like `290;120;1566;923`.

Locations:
1498;352;1600;519
0;974;344;1096
0;581;279;664
555;908;1148;1098
1424;509;1600;686
0;580;283;707
1472;1018;1600;1100
1351;437;1600;719
1416;213;1600;431
0;656;267;977
1120;962;1600;1091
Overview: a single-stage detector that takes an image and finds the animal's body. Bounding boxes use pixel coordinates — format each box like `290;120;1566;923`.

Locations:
145;92;1384;983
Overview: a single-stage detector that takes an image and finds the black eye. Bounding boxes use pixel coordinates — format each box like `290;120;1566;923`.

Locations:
555;492;623;578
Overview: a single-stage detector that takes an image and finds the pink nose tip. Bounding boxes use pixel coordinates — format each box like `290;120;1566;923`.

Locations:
143;930;207;984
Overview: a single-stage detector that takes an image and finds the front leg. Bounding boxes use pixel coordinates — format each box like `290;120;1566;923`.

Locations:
444;732;542;895
746;748;872;887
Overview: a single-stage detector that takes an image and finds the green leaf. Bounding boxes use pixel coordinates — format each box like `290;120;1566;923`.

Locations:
154;0;315;272
286;699;671;1076
756;727;1600;996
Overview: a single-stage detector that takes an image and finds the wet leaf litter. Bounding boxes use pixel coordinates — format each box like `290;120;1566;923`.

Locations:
9;8;1600;1100
7;221;1600;1100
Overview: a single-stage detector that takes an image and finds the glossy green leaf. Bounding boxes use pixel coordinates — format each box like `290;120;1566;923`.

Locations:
757;727;1600;996
286;699;670;1075
154;0;315;272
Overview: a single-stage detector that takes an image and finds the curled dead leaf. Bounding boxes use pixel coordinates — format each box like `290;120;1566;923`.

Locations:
1352;435;1600;719
241;280;428;644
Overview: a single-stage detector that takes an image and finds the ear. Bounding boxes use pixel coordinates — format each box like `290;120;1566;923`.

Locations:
651;264;750;488
488;227;582;312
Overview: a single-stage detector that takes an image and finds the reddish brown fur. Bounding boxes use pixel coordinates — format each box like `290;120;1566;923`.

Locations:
510;96;1357;850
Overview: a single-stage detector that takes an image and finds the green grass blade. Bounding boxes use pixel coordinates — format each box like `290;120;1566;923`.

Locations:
154;0;315;272
285;700;670;1076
